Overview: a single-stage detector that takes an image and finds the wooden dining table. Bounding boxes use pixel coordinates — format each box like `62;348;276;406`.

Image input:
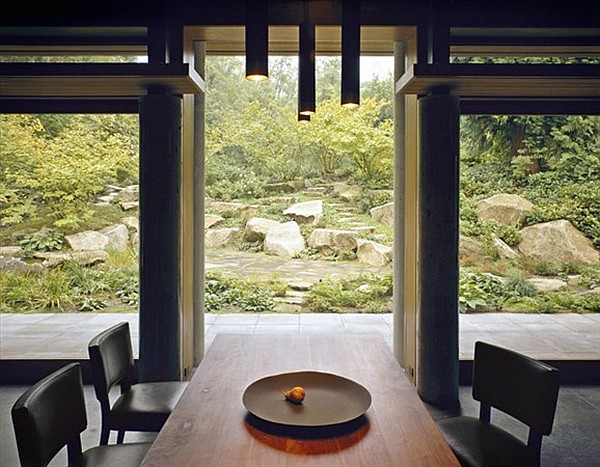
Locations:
140;334;460;466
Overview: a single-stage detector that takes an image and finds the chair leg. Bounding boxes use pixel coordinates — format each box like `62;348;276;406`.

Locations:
117;430;125;444
99;425;110;445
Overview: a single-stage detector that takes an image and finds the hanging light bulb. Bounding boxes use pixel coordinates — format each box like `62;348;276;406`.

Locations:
341;0;360;108
245;0;269;81
298;1;316;115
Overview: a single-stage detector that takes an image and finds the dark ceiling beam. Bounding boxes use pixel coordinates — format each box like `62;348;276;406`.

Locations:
0;62;206;97
0;98;139;114
449;0;600;28
460;99;600;115
397;63;600;98
5;0;596;30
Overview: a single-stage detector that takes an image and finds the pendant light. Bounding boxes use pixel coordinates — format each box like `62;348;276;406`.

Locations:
341;0;360;108
245;0;269;81
298;1;316;115
298;113;311;123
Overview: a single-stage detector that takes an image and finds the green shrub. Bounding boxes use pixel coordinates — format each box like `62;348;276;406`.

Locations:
459;271;505;312
305;273;392;313
357;190;392;214
30;269;74;311
576;266;600;290
503;270;536;298
19;229;64;255
204;271;275;313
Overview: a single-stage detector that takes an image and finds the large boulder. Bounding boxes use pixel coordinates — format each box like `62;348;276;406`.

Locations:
120;216;139;232
264;221;305;258
100;224;129;252
206;200;260;221
459;235;483;261
332;183;362;202
528;277;569;293
205;214;224;229
114;185;139;203
518;219;600;264
283;200;323;225
307;229;358;255
492;234;519;260
205;228;239;248
476;193;534;227
370;202;394;228
0;246;23;257
0;256;44;273
65;231;109;251
36;250;109;267
244;217;280;242
356;239;392;266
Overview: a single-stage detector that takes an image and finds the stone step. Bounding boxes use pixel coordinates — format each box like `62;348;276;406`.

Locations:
287;281;313;291
274;296;305;305
351;226;377;233
285;290;308;299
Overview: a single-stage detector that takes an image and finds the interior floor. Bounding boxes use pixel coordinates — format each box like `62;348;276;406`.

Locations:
1;383;598;467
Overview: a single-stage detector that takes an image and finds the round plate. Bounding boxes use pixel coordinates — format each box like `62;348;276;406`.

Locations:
242;371;372;427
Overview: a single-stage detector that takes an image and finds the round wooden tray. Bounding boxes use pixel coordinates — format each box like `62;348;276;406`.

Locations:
242;371;372;427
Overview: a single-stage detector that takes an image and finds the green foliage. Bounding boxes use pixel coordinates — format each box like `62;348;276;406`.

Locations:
204;56;394;201
305;273;392;313
459;271;504;312
0;114;138;229
503;270;537;298
19;229;64;255
204;271;276;313
0;250;140;313
505;292;600;313
357;190;393;214
461;114;600;248
115;278;139;306
459;194;521;247
575;266;600;290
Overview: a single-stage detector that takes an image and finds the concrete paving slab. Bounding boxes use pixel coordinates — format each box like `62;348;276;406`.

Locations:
1;312;599;361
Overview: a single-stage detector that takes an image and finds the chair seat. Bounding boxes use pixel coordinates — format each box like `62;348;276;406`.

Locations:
70;442;152;467
110;381;188;431
438;416;538;467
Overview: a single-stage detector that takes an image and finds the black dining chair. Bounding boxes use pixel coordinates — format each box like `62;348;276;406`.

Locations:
438;341;560;467
11;362;151;467
88;321;188;445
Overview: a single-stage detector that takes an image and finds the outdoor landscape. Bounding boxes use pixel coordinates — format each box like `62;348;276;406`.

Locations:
1;56;599;315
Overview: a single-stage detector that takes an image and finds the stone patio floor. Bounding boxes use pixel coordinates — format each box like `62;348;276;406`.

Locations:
1;311;598;361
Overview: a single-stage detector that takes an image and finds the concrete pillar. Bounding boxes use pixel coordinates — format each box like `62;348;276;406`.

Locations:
193;42;206;366
138;89;182;382
416;89;459;407
393;41;407;367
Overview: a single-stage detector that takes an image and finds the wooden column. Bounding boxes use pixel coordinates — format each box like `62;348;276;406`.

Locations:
139;88;182;382
416;89;459;407
393;41;407;367
394;35;419;384
193;42;206;366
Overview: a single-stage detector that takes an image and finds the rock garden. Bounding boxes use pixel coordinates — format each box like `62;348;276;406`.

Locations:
1;181;598;314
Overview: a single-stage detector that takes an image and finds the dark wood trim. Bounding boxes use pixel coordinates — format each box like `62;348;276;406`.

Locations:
0;98;139;113
397;63;600;98
0;62;205;97
460;99;600;115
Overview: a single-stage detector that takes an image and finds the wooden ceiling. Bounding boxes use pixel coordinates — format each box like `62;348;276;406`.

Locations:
1;1;599;110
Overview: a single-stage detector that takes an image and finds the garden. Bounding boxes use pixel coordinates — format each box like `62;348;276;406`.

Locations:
1;56;599;314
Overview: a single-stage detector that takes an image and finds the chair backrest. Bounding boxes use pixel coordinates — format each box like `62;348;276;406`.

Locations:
472;341;560;435
12;363;87;467
88;321;135;406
